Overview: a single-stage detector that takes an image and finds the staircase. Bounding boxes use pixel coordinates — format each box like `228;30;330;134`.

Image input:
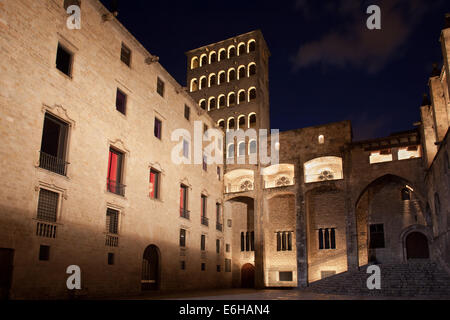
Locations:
304;261;450;297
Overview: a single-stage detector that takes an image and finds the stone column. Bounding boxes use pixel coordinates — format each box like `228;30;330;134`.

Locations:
295;160;308;287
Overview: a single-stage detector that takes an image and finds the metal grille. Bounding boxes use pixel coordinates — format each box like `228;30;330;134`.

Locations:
106;208;119;234
36;222;57;238
37;189;59;222
39;152;68;176
105;235;119;247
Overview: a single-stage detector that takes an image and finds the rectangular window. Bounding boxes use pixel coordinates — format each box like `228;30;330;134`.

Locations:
39;245;50;261
225;259;231;272
217;166;221;180
217;265;221;272
203;154;207;171
180;229;186;247
149;169;160;199
106;208;119;234
56;43;73;76
183;139;189;158
226;244;230;253
116;88;127;115
40;113;69;175
184;105;190;120
154;118;162;139
318;228;336;250
201;195;208;226
180;261;186;270
120;43;131;66
201;234;206;251
216;239;220;253
107;253;115;265
201;263;205;271
37;189;59;222
369;224;385;249
279;271;293;282
276;232;293;251
180;185;189;218
156;77;165;97
241;232;245;251
107;148;124;196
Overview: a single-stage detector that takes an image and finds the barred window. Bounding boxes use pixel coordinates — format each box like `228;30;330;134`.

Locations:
37;189;59;222
120;43;131;67
106;208;119;234
276;232;293;251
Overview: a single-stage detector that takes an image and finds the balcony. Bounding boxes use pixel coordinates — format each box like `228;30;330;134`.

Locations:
36;221;57;239
216;222;223;232
107;179;125;196
180;208;190;220
105;234;119;247
201;216;209;227
39;151;68;176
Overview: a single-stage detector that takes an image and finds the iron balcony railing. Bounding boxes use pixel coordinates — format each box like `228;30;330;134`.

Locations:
180;208;190;220
107;179;126;196
216;222;223;232
36;221;57;239
201;216;209;227
39;151;68;176
105;234;119;247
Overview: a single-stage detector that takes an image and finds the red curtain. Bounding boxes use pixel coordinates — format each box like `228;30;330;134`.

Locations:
107;151;118;191
149;171;155;198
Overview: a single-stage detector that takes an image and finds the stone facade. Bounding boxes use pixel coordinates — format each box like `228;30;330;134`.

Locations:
0;0;449;299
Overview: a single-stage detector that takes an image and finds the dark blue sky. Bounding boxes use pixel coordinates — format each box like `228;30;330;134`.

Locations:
101;0;450;140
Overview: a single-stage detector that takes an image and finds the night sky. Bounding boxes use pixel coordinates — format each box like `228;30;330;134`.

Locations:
100;0;450;140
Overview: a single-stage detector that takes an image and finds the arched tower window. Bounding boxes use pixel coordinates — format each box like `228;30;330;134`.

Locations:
228;118;235;130
218;95;226;108
318;135;325;144
200;76;207;90
218;119;225;130
228;68;236;82
238;66;246;79
208;97;216;111
218;48;226;61
209;51;217;64
248;87;257;101
238;142;246;157
248;63;256;76
209;74;216;87
238;90;246;104
228;45;236;58
227;143;235;158
190;79;198;92
238;115;245;129
249;140;257;154
218;71;226;85
248;40;256;52
228;92;236;106
238;42;246;55
248;113;256;128
199;99;206;110
191;57;199;69
200;54;207;66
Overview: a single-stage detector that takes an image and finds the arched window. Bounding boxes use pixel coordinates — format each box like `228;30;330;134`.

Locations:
208;97;216;111
248;113;256;128
218;119;225;130
238;66;246;79
238;115;245;129
249;140;257;154
238;90;246;104
200;76;207;90
191;57;199;69
190;79;198;92
209;51;217;64
318;135;324;144
228;68;236;82
209;74;216;87
200;54;207;66
434;193;440;216
227;143;235;158
218;71;226;85
228;45;236;58
218;48;226;61
228;92;236;106
238;42;246;55
199;99;206;110
248;87;257;101
401;188;411;201
248;63;256;76
218;95;226;108
228;118;235;130
238;142;246;157
248;40;256;52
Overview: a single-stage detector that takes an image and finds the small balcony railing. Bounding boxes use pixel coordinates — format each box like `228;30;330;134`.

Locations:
216;222;223;232
105;234;119;247
107;179;125;196
180;208;190;220
39;151;68;176
36;221;57;238
201;216;209;227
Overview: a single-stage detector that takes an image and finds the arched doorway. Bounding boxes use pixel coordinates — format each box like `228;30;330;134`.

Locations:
241;263;255;288
405;232;429;259
141;245;160;290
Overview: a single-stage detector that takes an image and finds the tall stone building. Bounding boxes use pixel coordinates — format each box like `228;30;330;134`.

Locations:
0;0;449;299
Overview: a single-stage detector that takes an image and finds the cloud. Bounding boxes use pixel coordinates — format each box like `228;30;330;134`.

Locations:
293;0;442;74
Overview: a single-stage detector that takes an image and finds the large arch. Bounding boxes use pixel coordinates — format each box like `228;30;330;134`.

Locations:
141;244;161;290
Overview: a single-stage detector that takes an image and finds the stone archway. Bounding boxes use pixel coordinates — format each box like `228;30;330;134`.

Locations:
241;263;255;288
141;244;161;290
405;232;429;259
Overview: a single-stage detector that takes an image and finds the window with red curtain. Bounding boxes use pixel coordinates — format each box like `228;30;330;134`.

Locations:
149;169;160;199
107;148;123;195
